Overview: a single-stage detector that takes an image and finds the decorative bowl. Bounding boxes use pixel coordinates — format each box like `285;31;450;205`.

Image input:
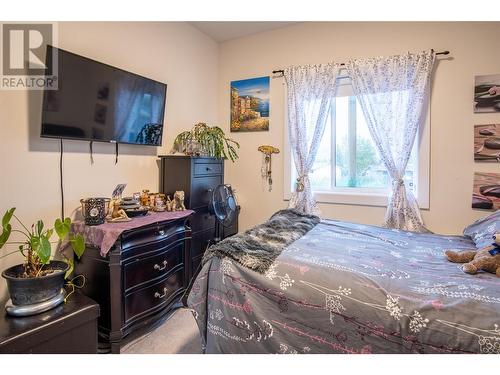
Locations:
124;208;149;218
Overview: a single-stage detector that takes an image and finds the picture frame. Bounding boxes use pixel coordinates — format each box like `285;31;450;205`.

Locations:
474;124;500;162
473;74;500;113
472;172;500;210
230;76;270;132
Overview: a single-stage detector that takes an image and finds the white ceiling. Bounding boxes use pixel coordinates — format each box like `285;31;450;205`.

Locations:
189;22;299;42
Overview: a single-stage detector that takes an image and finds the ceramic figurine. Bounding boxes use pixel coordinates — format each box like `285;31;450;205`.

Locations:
172;191;186;211
149;194;156;208
165;195;173;212
154;196;166;212
140;189;150;206
108;198;130;222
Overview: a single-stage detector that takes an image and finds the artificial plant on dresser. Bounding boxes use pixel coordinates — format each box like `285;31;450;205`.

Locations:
172;122;239;161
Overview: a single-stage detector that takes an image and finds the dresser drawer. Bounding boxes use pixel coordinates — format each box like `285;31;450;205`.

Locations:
120;219;187;253
123;242;184;291
190;175;222;209
193;162;222;176
124;267;184;324
189;208;215;232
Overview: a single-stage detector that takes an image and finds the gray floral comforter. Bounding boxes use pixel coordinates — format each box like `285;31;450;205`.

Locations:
187;219;500;354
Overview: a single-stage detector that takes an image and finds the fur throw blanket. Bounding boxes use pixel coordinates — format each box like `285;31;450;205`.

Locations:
202;209;320;273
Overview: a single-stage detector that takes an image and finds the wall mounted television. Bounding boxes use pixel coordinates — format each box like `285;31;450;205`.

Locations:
41;46;167;146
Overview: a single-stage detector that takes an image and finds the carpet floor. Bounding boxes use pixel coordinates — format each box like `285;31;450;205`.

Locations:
121;308;203;354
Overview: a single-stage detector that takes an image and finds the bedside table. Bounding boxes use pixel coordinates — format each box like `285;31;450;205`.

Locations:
0;292;99;354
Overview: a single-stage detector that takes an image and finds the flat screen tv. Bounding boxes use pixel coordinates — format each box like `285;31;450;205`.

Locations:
41;46;167;146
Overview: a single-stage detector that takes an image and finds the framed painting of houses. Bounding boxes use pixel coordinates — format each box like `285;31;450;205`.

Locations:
230;76;270;132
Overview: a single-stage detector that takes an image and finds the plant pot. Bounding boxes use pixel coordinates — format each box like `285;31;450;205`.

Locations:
184;140;205;156
1;261;68;306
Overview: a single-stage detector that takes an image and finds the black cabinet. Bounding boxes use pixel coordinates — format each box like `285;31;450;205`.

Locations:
0;293;99;354
159;156;224;209
74;216;191;353
159;156;225;279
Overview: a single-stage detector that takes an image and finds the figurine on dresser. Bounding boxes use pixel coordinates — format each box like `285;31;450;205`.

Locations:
165;195;173;212
153;195;167;212
108;198;130;222
172;191;186;211
107;184;131;222
140;189;150;206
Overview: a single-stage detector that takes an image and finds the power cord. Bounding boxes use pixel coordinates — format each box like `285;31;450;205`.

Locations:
89;141;94;165
59;138;65;220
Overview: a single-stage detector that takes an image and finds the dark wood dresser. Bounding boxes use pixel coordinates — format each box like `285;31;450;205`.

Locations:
0;292;99;354
159;156;225;279
74;215;191;353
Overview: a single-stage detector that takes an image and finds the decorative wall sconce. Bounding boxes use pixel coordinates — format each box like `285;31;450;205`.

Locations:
258;145;280;192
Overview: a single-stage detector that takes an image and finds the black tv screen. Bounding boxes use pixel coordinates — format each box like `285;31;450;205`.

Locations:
41;46;167;146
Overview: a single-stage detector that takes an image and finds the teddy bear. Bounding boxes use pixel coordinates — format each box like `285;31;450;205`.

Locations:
445;233;500;277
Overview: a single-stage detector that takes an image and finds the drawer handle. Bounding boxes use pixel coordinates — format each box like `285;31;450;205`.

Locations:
153;260;168;271
206;167;212;171
154;288;168;299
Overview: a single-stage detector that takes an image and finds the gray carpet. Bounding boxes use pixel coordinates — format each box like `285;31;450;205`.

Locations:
121;308;203;354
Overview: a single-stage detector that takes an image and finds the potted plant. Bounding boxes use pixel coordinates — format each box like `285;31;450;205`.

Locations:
172;122;240;162
0;208;85;308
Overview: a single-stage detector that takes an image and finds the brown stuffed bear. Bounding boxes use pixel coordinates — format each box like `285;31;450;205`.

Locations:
445;233;500;277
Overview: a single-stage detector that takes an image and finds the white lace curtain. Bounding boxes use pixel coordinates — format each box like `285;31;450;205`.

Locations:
345;50;435;232
284;64;340;214
284;50;435;231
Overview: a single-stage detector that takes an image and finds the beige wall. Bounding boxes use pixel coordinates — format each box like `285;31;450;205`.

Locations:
218;22;500;233
0;22;218;300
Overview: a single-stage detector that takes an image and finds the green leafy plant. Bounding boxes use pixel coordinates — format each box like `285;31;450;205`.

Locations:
172;122;240;162
0;208;85;279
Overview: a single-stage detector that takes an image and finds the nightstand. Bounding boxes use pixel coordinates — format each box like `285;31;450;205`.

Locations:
0;292;99;354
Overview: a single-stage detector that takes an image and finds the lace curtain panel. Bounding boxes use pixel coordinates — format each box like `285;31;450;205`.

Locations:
345;50;435;232
284;64;340;214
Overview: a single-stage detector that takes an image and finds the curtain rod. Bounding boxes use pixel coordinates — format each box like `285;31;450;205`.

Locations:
272;50;450;76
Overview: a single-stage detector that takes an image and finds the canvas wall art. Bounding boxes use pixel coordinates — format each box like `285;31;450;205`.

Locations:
230;76;270;132
474;124;500;162
472;172;500;210
474;74;500;113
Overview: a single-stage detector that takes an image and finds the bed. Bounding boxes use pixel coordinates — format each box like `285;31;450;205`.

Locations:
187;212;500;354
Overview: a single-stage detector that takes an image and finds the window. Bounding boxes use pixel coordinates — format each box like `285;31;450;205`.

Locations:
284;77;430;208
